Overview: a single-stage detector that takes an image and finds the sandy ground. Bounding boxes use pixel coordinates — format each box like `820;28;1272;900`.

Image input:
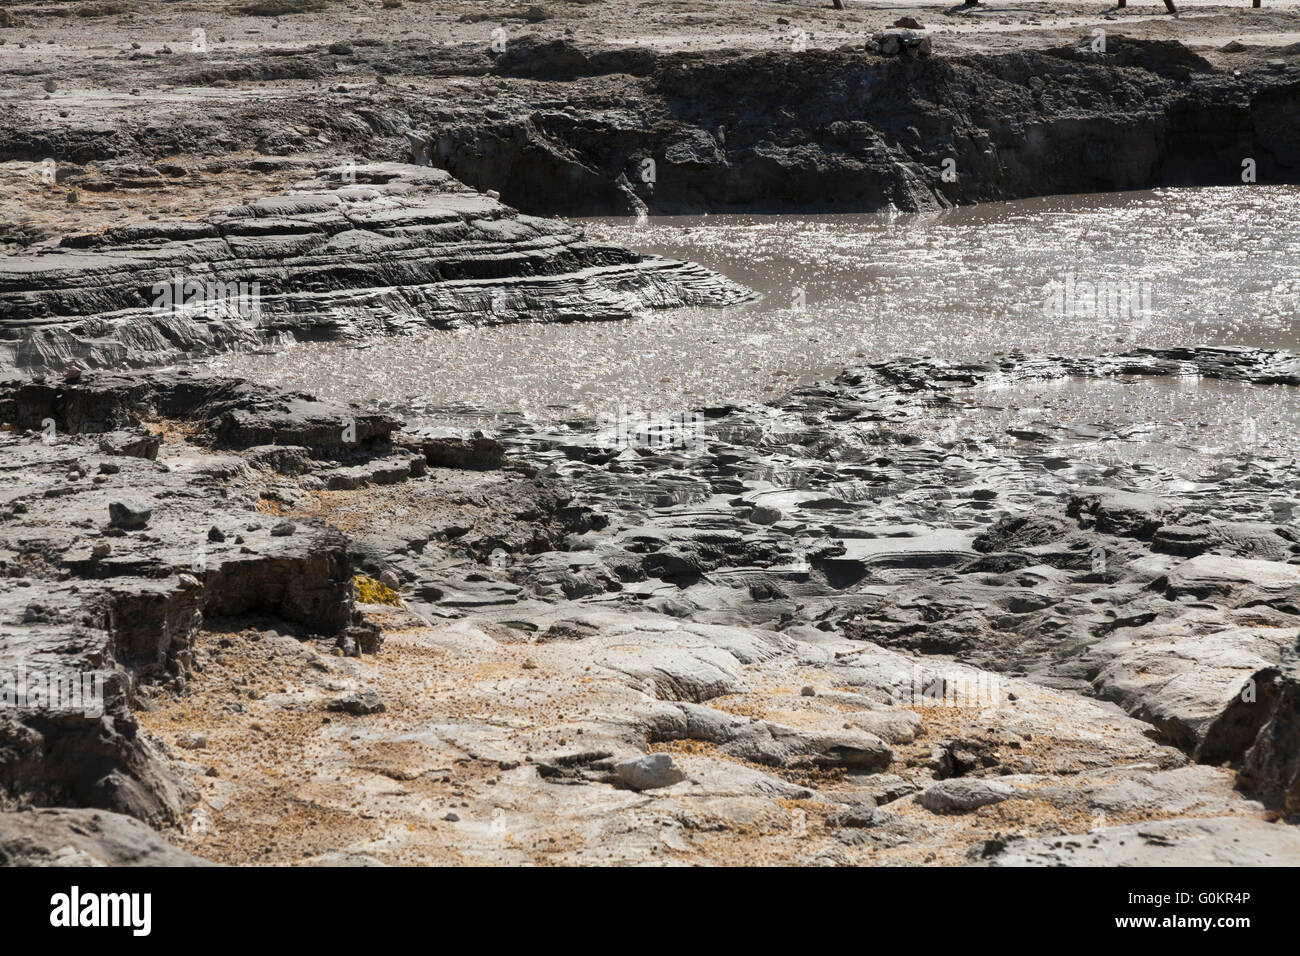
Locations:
0;154;318;242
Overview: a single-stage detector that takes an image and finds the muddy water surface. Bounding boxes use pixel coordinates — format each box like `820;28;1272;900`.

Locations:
210;185;1300;461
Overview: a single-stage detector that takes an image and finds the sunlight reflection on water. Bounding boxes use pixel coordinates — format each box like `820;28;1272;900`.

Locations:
209;186;1300;460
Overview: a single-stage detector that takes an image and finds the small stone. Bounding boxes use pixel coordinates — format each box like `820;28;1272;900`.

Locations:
443;812;460;822
208;526;226;542
270;521;296;537
379;569;400;589
177;732;207;750
91;542;112;559
750;503;783;525
343;622;382;655
801;685;816;697
827;804;894;829
327;689;385;715
917;778;1016;815
178;573;201;589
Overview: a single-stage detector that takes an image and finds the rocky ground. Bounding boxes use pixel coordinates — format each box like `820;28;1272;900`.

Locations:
3;347;1299;865
2;1;1299;867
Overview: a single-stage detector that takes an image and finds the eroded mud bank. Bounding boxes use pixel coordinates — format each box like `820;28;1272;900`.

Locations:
5;34;1299;220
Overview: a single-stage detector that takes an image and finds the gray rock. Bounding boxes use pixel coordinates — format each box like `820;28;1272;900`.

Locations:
1237;662;1300;813
1068;486;1173;540
108;498;152;530
976;817;1300;866
1162;554;1300;602
917;778;1016;814
826;803;894;828
1;164;753;372
0;809;214;866
328;689;386;715
613;753;686;791
872;28;931;58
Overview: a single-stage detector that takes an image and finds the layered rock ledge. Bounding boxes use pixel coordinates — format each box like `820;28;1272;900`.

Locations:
0;163;753;370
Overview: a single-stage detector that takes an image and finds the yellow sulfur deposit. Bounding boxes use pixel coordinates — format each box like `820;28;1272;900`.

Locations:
353;574;402;606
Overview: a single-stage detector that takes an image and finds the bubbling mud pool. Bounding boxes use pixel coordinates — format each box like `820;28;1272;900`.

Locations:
209;185;1300;465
